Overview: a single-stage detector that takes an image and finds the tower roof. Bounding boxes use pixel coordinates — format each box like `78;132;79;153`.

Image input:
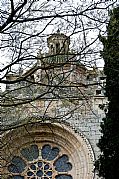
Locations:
47;32;70;45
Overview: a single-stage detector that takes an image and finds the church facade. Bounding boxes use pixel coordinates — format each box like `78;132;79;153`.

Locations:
1;32;107;179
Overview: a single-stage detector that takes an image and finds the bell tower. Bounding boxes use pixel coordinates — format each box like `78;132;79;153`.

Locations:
47;30;70;54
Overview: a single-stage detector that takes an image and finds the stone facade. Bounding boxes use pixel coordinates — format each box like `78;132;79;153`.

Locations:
1;32;107;179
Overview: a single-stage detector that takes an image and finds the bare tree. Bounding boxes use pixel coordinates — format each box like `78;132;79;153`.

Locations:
0;0;117;124
0;1;118;178
0;0;117;127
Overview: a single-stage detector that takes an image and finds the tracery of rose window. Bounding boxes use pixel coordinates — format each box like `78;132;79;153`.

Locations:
7;144;73;179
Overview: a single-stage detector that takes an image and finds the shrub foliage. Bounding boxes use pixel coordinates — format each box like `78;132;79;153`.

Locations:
95;7;119;179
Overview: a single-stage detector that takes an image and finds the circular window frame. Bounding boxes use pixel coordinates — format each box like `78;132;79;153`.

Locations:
1;122;95;179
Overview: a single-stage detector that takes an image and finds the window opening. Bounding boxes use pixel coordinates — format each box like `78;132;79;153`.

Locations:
7;144;73;179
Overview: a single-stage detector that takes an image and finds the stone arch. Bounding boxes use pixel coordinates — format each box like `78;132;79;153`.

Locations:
1;121;95;179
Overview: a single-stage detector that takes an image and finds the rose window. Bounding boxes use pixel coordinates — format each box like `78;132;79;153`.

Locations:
27;161;52;178
7;144;73;179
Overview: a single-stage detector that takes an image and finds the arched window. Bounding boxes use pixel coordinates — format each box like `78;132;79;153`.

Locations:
56;43;60;53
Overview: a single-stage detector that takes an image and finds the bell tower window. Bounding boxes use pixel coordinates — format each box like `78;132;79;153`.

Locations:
56;43;60;53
